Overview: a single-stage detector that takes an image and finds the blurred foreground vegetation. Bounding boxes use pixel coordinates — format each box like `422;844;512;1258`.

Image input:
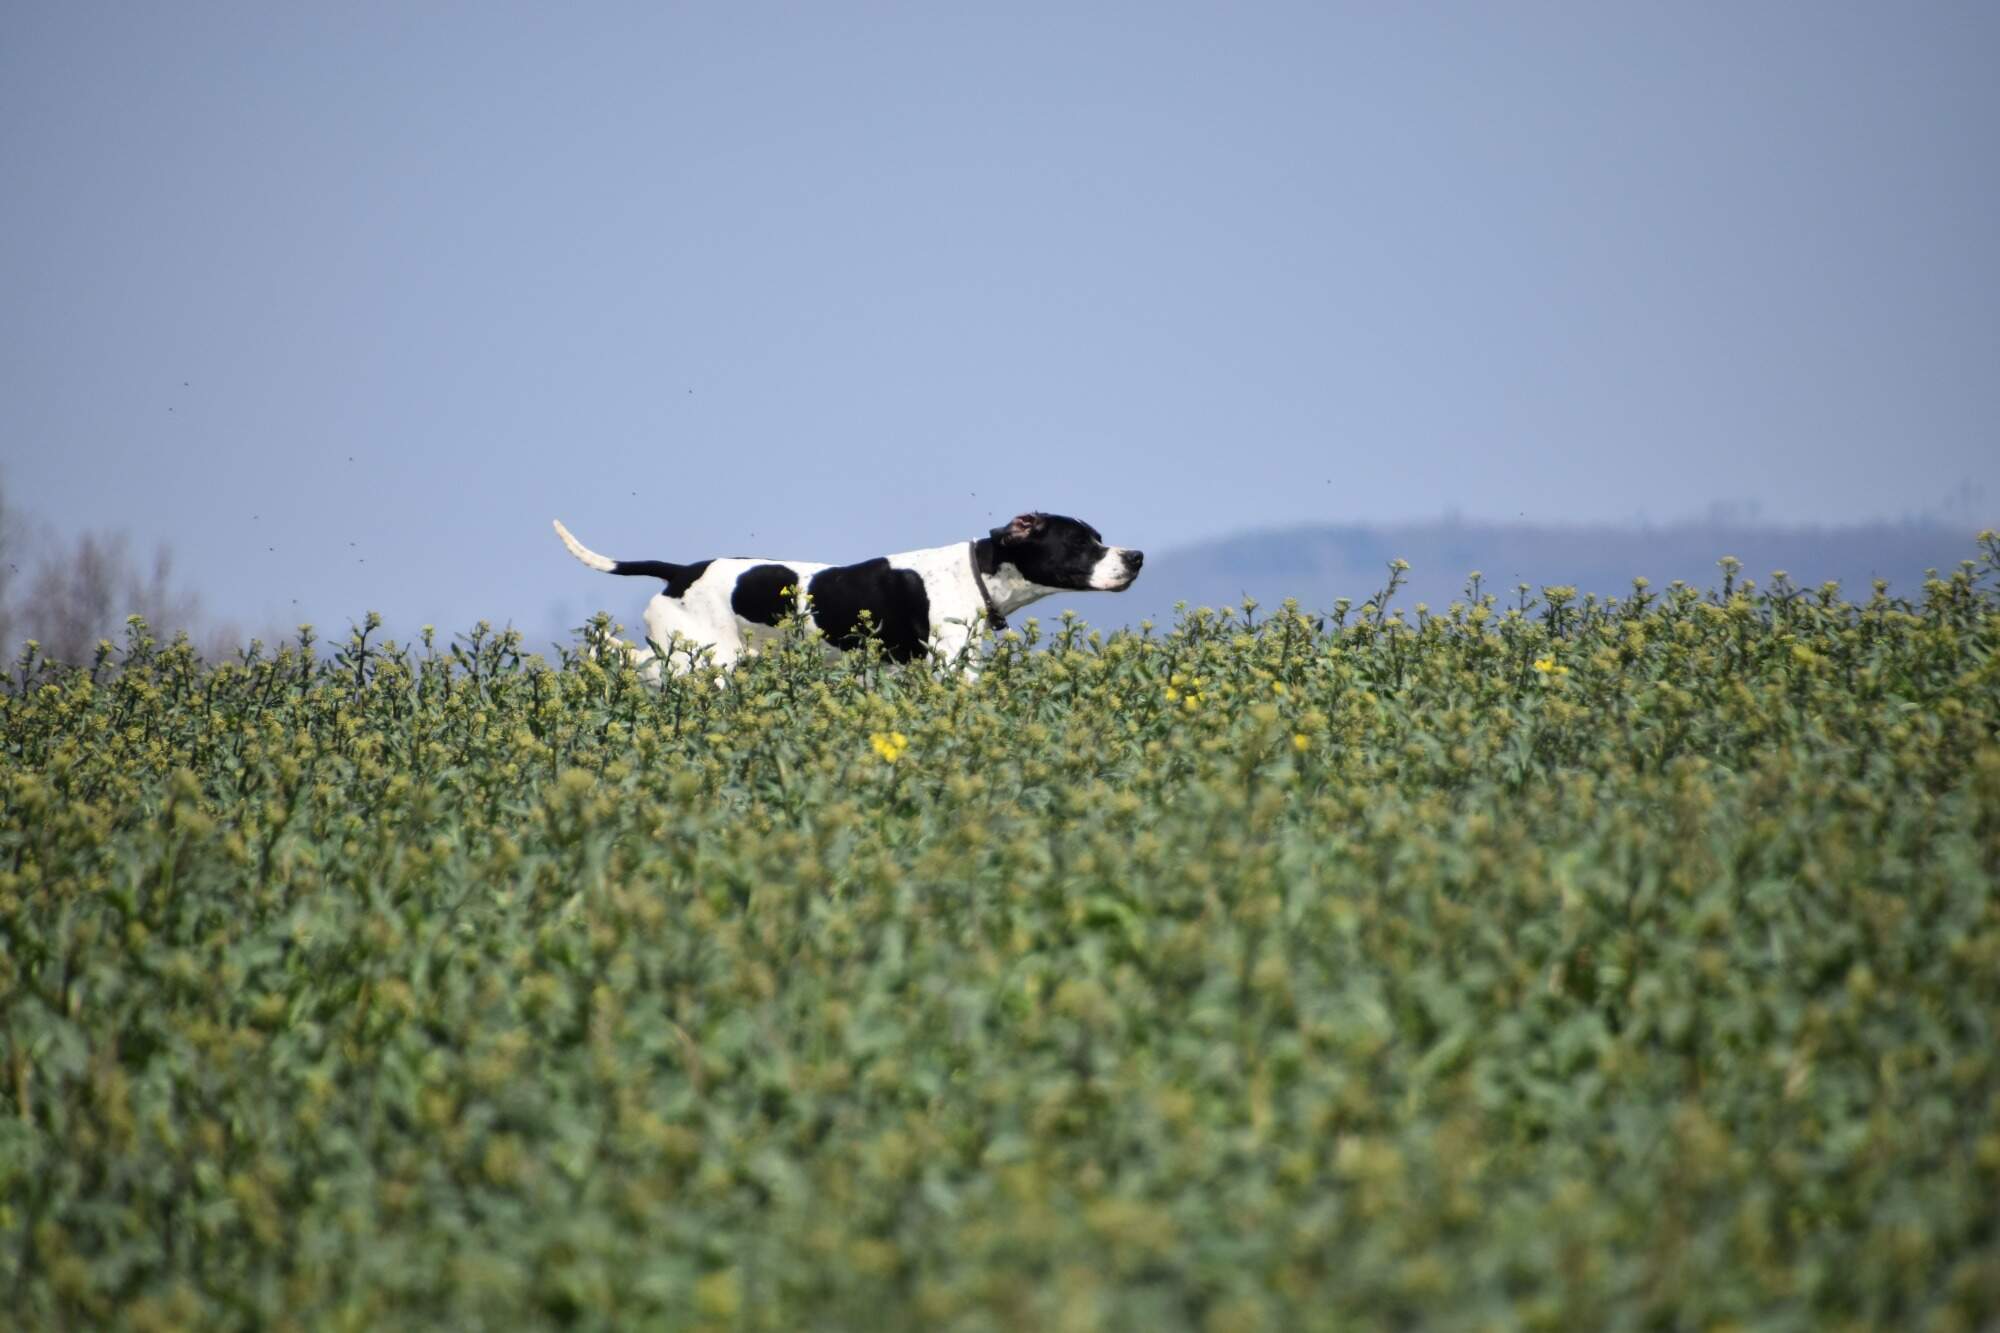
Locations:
4;540;1999;1330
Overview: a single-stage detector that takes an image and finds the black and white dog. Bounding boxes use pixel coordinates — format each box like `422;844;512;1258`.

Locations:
553;511;1143;674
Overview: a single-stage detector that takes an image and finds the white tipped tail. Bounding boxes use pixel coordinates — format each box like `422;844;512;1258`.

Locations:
552;519;617;572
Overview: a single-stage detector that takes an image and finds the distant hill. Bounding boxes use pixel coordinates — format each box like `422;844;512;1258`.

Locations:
1048;517;1989;631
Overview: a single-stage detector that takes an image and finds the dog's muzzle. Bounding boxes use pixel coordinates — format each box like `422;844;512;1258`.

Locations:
1092;548;1144;590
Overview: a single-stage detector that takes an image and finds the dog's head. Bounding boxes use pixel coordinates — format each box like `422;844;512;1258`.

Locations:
989;512;1144;593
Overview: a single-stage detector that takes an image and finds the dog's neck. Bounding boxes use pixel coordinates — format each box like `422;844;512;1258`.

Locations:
971;537;1058;619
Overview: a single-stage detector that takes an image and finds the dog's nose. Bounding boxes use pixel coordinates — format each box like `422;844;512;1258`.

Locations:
1126;550;1144;569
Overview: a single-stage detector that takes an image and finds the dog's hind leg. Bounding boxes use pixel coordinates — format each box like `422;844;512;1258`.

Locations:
642;597;741;679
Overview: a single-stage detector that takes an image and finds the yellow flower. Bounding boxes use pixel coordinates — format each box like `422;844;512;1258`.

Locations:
1183;693;1200;711
868;731;909;763
1533;657;1570;677
1292;733;1310;752
1164;687;1180;703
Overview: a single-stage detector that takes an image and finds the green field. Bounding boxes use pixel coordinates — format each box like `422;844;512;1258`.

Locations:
5;541;1999;1331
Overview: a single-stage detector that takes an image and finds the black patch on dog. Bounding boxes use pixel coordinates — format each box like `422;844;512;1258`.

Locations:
807;559;931;662
609;558;713;598
731;564;800;626
989;512;1140;592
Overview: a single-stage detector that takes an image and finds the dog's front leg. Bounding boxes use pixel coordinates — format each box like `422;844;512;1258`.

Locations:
930;619;988;683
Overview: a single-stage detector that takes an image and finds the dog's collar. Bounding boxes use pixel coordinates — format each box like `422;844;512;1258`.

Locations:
968;541;1007;631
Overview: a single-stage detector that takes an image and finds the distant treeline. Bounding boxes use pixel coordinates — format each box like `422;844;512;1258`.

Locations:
0;481;220;666
1097;517;1992;629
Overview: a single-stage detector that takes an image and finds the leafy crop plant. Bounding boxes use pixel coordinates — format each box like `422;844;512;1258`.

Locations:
3;536;1999;1330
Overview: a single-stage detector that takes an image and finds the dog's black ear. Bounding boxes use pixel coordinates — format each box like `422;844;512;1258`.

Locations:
1004;512;1046;542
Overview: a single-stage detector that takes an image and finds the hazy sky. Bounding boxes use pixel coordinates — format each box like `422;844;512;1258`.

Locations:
4;3;1995;638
